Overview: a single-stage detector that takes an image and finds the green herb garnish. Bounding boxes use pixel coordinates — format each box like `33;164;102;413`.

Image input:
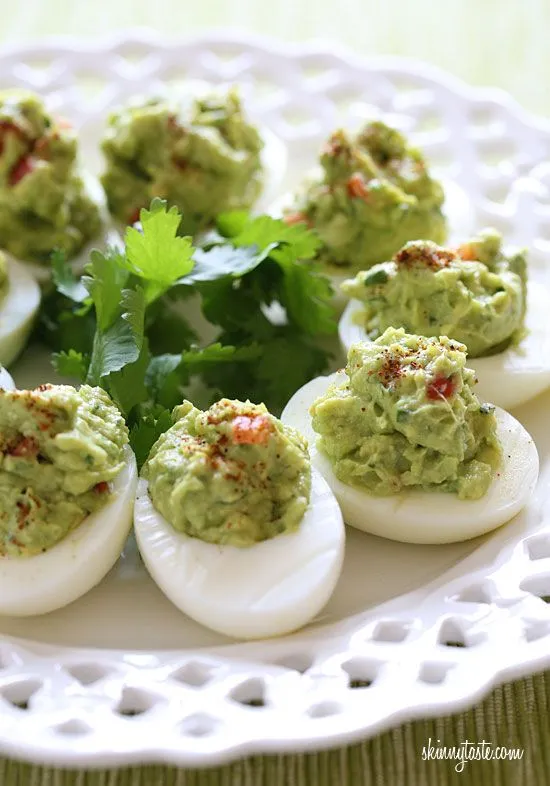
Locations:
39;201;336;466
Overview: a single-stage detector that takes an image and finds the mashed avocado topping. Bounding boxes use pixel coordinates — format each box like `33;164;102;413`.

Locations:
101;89;264;230
0;90;101;263
0;384;128;558
342;229;527;357
144;398;311;547
285;120;446;272
311;328;501;500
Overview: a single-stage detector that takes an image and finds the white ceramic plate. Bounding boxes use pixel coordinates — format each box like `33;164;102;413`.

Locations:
1;30;550;769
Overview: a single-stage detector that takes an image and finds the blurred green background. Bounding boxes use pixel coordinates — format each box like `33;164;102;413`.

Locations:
3;0;549;117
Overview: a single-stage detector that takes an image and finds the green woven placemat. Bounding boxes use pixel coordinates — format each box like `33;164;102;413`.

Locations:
2;669;549;785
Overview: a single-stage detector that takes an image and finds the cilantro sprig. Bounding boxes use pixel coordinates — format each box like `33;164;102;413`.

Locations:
39;200;336;466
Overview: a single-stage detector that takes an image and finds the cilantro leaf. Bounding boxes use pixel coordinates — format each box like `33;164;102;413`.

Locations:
86;320;138;386
51;249;89;303
51;349;88;381
107;341;151;416
146;301;198;354
86;287;145;385
130;407;173;469
195;213;335;336
254;334;329;408
198;279;275;336
184;245;270;283
145;353;182;402
275;246;336;334
37;295;96;355
125;199;194;302
182;342;262;370
201;331;329;413
122;287;146;346
44;203;336;433
215;211;249;238
144;343;262;409
83;248;129;331
231;215;322;259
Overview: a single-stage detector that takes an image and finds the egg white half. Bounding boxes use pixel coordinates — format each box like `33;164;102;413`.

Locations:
257;125;288;210
0;445;137;616
0;366;15;391
0;257;40;367
281;372;539;544
340;283;550;410
134;468;345;639
22;170;122;283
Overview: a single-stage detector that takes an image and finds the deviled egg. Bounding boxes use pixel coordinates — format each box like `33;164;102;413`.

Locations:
101;86;286;233
0;90;116;282
282;328;539;544
339;229;550;409
271;119;473;309
0;384;137;616
134;398;344;639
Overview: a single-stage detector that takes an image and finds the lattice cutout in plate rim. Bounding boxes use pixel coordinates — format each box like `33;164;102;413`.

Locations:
0;31;550;767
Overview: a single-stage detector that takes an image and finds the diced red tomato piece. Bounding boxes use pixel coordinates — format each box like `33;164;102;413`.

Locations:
9;436;39;458
56;116;73;130
456;243;476;261
128;207;142;226
94;481;109;494
426;376;456;401
346;173;370;200
283;211;309;226
9;155;35;186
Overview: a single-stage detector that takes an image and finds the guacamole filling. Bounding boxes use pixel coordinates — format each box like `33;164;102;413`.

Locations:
101;89;264;231
311;328;501;500
144;398;311;547
0;90;101;263
0;384;128;558
284;120;446;272
342;229;527;357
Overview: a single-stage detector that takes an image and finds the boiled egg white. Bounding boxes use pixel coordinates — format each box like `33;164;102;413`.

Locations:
281;371;539;544
0;366;15;391
0;256;40;367
134;467;345;639
339;282;550;410
256;125;288;211
0;445;137;616
23;171;122;284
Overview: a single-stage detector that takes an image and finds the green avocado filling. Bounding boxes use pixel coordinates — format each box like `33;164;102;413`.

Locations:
0;384;128;558
285;120;446;273
342;229;527;357
310;328;501;500
0;90;101;263
144;398;311;547
101;89;264;231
